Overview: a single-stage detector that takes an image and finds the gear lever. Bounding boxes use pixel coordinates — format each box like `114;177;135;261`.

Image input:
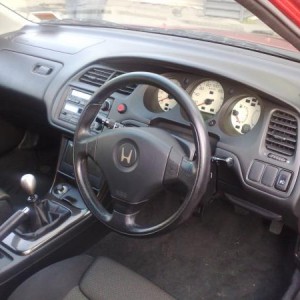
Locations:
0;175;40;241
21;174;38;202
20;174;52;230
0;174;71;242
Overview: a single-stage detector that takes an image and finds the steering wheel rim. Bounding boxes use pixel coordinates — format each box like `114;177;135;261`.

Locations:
73;72;211;236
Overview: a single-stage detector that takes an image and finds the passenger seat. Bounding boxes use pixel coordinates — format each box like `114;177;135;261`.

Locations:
0;189;13;224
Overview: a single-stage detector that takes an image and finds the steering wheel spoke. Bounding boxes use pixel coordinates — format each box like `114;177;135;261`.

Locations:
108;199;145;232
164;147;196;190
77;132;99;160
178;158;197;190
109;210;138;232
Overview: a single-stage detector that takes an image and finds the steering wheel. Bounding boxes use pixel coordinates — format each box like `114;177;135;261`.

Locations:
73;72;211;236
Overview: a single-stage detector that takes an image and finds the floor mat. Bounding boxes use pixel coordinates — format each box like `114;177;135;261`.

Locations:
87;199;295;300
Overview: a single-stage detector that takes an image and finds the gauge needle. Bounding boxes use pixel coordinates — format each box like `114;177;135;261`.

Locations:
197;99;214;106
158;96;170;102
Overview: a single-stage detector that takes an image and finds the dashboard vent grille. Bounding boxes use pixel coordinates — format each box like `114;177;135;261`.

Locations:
79;68;137;95
266;111;297;156
79;67;114;87
112;71;138;95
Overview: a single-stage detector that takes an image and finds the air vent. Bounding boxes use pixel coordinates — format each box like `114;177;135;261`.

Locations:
79;67;137;95
79;67;114;87
111;71;137;96
266;111;297;156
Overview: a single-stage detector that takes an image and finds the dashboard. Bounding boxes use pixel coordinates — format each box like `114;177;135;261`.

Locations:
0;24;300;228
55;68;264;136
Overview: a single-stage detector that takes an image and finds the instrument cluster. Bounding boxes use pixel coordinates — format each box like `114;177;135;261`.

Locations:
143;73;262;136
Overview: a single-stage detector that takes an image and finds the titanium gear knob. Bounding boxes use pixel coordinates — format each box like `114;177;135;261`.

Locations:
21;174;37;200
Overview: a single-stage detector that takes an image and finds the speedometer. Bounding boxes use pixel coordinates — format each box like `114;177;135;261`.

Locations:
230;97;261;134
191;80;224;115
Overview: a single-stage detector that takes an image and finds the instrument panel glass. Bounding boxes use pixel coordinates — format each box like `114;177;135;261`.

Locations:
157;79;181;112
230;97;261;134
191;80;224;115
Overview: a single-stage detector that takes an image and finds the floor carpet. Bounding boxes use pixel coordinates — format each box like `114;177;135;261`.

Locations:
87;199;295;300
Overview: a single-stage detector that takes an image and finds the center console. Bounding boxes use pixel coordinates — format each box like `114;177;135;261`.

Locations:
0;66;121;296
0;135;106;295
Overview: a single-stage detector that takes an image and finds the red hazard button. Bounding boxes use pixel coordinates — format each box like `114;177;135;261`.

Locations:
117;103;127;113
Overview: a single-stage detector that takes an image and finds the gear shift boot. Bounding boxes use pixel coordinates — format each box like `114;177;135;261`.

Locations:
15;200;70;241
16;174;71;241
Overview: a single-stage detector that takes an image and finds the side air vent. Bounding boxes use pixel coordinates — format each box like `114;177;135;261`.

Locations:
79;67;137;95
266;111;297;156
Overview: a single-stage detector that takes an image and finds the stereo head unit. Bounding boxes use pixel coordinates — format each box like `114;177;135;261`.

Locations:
59;89;92;124
59;88;113;127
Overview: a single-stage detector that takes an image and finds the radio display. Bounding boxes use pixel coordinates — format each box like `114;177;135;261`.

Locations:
71;90;91;100
64;102;80;113
59;89;95;124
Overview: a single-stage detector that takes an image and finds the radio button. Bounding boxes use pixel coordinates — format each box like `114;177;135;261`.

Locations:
69;97;80;104
60;111;71;121
80;100;87;106
70;117;79;124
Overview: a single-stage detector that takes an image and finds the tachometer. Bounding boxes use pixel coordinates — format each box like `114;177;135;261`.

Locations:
157;79;180;111
231;97;261;134
191;80;224;115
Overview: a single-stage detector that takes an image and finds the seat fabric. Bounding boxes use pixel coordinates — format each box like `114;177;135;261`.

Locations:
0;189;12;224
9;255;174;300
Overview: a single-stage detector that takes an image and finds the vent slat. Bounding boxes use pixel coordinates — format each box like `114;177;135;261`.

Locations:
272;111;296;122
79;67;137;95
265;144;295;156
266;137;296;150
266;111;297;156
270;119;297;129
79;67;114;87
118;85;138;95
111;71;137;95
268;124;297;136
267;134;297;144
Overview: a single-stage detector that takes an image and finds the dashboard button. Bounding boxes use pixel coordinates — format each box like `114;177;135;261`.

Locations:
70;117;79;124
101;100;111;112
117;103;127;113
69;97;80;104
248;161;265;182
208;119;216;127
261;165;278;187
275;170;292;192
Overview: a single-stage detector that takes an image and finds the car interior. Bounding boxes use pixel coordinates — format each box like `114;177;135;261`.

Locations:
0;0;300;299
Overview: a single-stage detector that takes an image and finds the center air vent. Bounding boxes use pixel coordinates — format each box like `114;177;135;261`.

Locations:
79;67;114;86
266;110;297;156
79;67;137;95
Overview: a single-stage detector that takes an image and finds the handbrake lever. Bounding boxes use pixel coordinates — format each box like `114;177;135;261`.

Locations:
0;207;30;241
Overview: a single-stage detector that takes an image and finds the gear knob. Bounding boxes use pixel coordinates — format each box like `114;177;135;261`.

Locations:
21;174;37;198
